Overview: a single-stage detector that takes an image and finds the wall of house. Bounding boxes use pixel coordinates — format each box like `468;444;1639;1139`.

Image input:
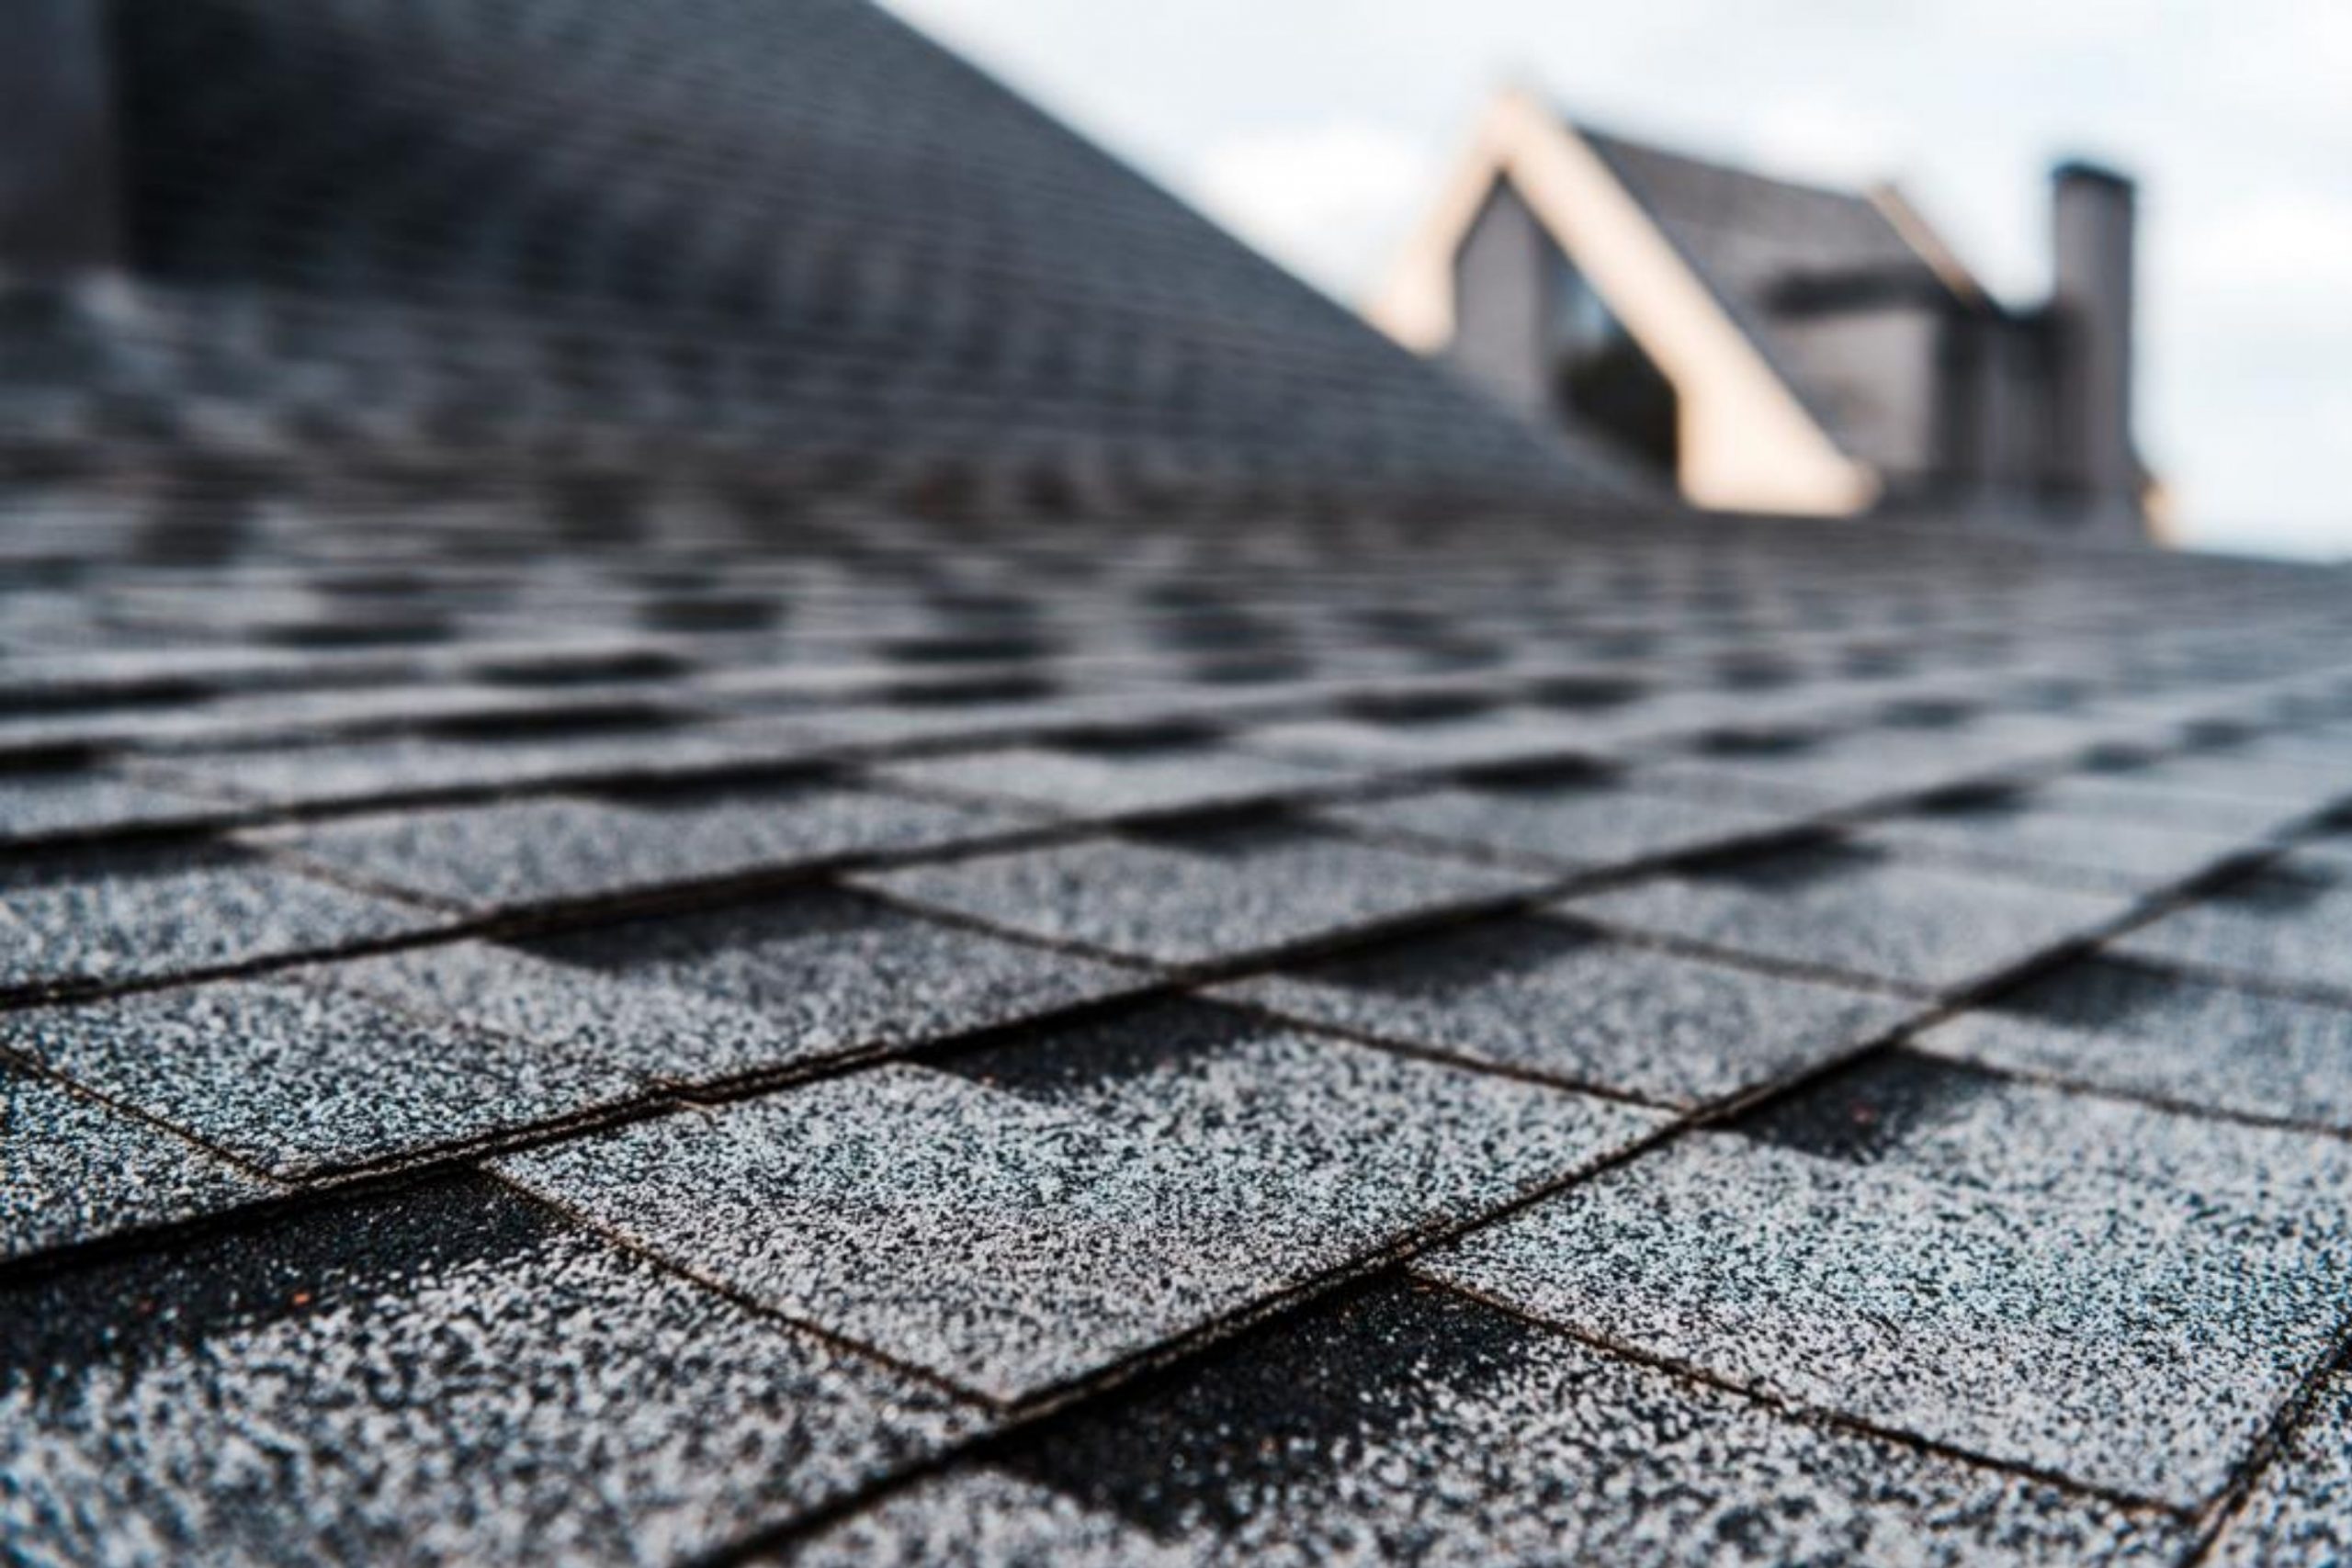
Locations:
1771;303;1946;488
1443;180;1554;418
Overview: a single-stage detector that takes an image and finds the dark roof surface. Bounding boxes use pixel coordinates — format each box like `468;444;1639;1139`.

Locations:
0;0;1635;509
6;481;2352;1565
6;4;2352;1564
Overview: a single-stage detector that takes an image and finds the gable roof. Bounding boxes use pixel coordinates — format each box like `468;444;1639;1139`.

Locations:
1576;125;1974;466
1370;89;1880;514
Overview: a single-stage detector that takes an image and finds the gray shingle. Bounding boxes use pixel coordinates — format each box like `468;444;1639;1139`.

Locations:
250;780;1027;911
1639;724;2055;813
870;738;1341;820
2206;1364;2352;1568
1420;1055;2352;1506
2108;749;2352;814
2114;859;2352;998
148;717;826;808
334;890;1148;1089
0;846;425;993
787;1280;2185;1568
1218;914;1915;1107
0;1177;981;1566
858;819;1538;967
1234;706;1610;773
2027;769;2318;838
1318;769;1806;870
1;1064;276;1260
0;768;225;845
498;1004;1659;1402
0;974;645;1179
1560;841;2132;993
1918;956;2352;1130
1851;788;2258;893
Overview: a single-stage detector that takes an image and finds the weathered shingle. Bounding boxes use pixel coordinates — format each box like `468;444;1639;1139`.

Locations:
2206;1363;2352;1568
498;1004;1660;1403
1421;1054;2352;1506
250;779;1029;911
0;973;646;1179
1919;955;2352;1129
1317;765;1805;870
0;845;426;995
785;1280;2187;1567
2114;858;2352;998
872;736;1341;820
1561;840;2132;993
0;1063;275;1259
0;1176;982;1566
859;818;1539;967
1219;913;1915;1107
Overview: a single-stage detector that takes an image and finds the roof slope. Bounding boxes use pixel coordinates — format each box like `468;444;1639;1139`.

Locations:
6;6;2352;1564
4;468;2352;1564
1578;125;1961;465
10;0;1632;505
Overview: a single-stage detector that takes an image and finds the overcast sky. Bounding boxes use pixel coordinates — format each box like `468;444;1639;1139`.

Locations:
885;0;2350;558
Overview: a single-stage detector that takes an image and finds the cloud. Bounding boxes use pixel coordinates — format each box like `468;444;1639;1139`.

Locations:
1192;122;1441;299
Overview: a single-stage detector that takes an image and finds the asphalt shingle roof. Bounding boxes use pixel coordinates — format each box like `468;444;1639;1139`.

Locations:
6;2;2352;1564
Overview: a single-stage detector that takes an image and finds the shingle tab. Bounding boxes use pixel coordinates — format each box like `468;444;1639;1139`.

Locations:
2028;769;2318;838
858;819;1538;967
1918;955;2352;1129
0;1176;981;1566
1640;722;2057;813
1852;787;2257;893
1317;767;1805;870
1561;840;2132;993
1218;913;1915;1107
0;767;224;845
0;974;644;1179
2207;1364;2352;1568
0;845;425;994
871;737;1340;820
343;889;1148;1089
2114;858;2352;997
497;1004;1659;1402
1421;1055;2352;1505
251;780;1027;911
786;1280;2186;1567
1234;705;1611;773
1;1063;276;1260
149;717;826;808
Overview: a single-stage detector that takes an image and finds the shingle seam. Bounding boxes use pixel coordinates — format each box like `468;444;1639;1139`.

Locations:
1422;1272;2197;1524
676;1106;1699;1566
2179;1316;2352;1562
0;968;1194;1281
0;1047;288;1189
476;1162;1005;1412
1200;991;1694;1113
236;805;1073;919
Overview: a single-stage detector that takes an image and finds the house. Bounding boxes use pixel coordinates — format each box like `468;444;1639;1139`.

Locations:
1372;88;2159;539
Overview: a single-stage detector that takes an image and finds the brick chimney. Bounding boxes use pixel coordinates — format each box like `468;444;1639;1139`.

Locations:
2048;161;2139;527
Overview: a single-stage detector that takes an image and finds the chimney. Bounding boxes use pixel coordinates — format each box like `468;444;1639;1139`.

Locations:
0;0;125;276
2048;160;2138;525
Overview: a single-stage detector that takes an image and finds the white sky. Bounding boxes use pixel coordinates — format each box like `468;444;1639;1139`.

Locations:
885;0;2351;558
